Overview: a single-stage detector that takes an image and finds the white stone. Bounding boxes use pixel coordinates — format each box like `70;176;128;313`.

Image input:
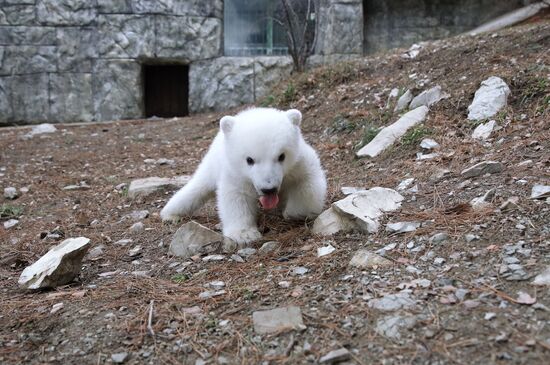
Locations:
208;280;226;290
319;348;351;363
24;123;57;138
169;221;224;259
18;237;91;289
357;106;429;158
127;175;190;198
293;267;309;275
416;152;440;160
394;89;413;112
4;219;19;229
467;77;511;121
533;267;550;286
368;292;417;312
401;43;421;59
420;138;439;150
530;185;550;200
252;306;305;334
198;290;226;299
329;188;405;233
470;189;495;210
386;221;421;234
3;186;18;199
115;239;133;246
202;254;225;262
409;85;449;109
311;207;355;236
349;250;393;269
50;302;64;314
128;246;142;257
472;120;497;140
396;178;414;191
376;315;417;340
317;244;336;257
340;186;364;195
129;221;145;233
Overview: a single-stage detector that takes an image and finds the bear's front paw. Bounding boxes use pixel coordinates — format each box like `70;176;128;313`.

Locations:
160;208;181;223
224;227;262;244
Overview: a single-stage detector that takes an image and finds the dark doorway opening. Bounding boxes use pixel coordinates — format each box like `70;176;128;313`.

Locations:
144;64;189;118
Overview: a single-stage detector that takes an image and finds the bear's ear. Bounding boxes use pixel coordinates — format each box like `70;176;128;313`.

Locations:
285;109;302;127
220;116;236;135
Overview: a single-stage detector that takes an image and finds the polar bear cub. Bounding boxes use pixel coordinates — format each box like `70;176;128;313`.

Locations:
160;107;327;244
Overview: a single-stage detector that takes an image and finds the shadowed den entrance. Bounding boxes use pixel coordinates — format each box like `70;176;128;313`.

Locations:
144;64;189;118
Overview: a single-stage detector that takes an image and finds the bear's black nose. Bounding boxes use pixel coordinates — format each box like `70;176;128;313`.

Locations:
261;188;278;195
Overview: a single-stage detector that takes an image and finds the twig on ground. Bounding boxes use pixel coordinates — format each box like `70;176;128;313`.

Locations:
147;299;155;337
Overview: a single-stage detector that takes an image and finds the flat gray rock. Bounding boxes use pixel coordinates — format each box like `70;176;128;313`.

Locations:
530;184;550;200
368;292;417;312
533;267;550;286
169;221;224;259
356;106;429;158
429;232;449;244
376;314;417;340
252;306;305;334
467;76;511;121
311;207;355;236
111;352;128;364
127;175;190;198
461;161;503;178
409;85;449;109
331;187;405;233
394;89;413;112
259;241;280;254
18;237;91;289
319;348;351;364
349;250;393;269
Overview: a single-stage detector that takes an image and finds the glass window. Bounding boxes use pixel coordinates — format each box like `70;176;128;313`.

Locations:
224;0;289;56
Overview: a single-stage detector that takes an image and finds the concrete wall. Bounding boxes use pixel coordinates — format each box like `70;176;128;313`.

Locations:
363;0;533;54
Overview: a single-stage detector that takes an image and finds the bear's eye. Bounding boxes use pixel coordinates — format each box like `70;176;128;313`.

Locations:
278;153;285;162
246;157;254;166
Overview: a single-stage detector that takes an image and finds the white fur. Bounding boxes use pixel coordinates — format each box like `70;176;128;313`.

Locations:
160;107;327;244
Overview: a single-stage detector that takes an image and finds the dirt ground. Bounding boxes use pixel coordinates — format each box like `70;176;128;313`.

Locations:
1;21;549;365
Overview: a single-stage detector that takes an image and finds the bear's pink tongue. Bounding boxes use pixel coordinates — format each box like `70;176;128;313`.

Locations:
259;194;279;210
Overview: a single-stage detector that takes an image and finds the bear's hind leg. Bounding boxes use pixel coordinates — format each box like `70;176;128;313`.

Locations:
283;173;327;220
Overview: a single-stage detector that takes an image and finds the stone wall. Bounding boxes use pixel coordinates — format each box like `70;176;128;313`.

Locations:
316;0;364;57
0;0;226;124
0;0;535;124
363;0;533;53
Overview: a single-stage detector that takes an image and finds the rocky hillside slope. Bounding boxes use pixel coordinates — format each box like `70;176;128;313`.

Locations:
1;20;549;365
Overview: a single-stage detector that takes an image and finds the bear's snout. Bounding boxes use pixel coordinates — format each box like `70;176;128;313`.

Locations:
261;187;278;195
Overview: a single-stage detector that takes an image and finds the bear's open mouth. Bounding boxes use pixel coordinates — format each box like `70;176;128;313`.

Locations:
259;193;279;210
